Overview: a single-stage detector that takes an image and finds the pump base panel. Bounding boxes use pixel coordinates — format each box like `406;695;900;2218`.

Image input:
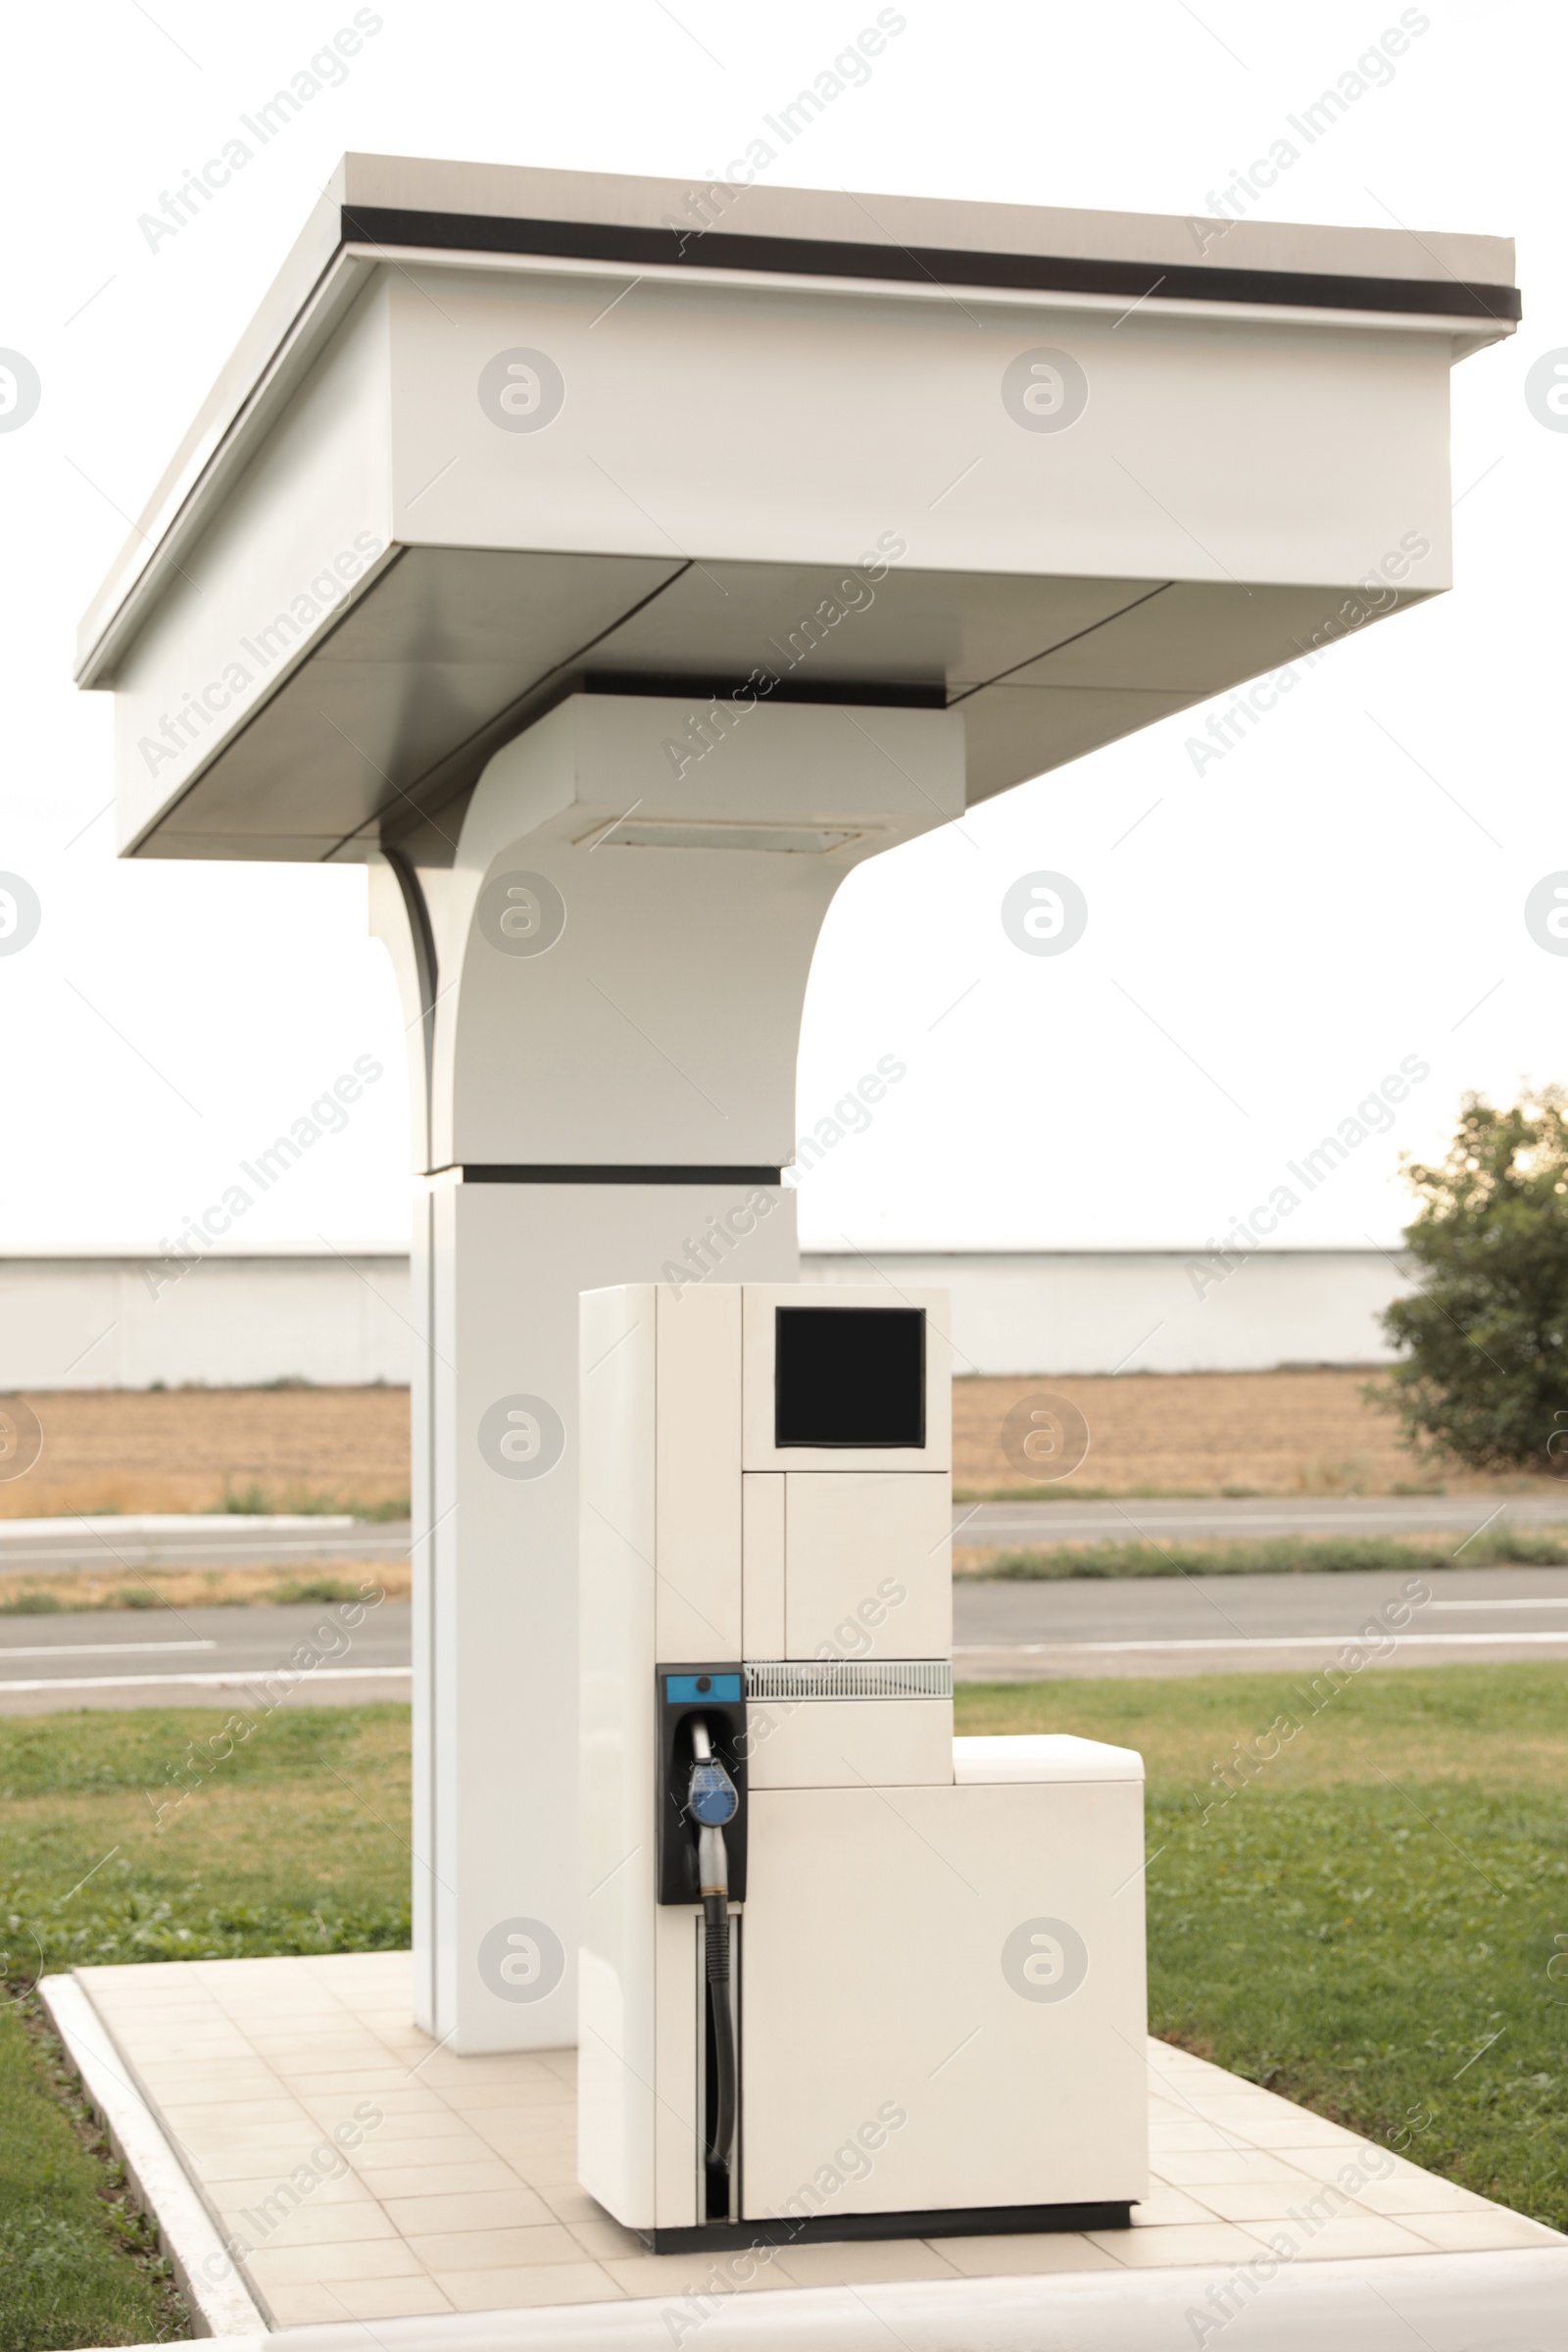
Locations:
643;2199;1134;2254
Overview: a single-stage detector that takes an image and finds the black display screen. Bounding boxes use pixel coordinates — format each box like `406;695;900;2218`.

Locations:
774;1306;926;1448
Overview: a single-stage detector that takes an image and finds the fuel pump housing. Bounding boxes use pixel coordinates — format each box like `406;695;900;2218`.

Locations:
578;1282;1148;2249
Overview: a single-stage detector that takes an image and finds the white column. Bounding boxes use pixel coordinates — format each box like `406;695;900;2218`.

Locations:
374;691;962;2051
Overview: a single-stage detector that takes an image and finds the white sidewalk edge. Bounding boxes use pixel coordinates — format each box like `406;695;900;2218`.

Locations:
38;1972;269;2337
140;2247;1568;2352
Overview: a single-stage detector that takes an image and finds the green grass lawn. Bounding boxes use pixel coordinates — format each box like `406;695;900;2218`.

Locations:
961;1665;1568;2230
0;1673;1564;2343
0;1704;409;2349
0;1999;181;2351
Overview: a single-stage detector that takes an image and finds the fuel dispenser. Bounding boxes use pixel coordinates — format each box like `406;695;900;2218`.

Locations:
579;1284;1148;2250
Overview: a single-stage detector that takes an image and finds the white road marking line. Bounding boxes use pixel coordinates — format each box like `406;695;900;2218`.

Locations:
1428;1596;1568;1610
0;1666;413;1694
0;1640;217;1659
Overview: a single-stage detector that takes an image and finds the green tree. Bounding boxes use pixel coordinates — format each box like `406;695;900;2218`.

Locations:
1380;1087;1568;1474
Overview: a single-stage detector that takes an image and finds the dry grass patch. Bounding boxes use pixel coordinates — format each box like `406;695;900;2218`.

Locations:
8;1368;1568;1520
954;1365;1565;1497
0;1386;410;1518
0;1562;409;1613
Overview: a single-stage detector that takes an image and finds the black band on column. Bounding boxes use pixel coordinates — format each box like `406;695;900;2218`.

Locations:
425;1164;785;1185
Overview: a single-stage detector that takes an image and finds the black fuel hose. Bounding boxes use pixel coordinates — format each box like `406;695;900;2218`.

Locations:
703;1887;736;2172
689;1721;739;2177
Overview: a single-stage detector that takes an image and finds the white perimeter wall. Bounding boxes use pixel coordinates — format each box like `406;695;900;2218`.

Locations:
0;1247;1411;1390
0;1252;410;1390
804;1249;1411;1378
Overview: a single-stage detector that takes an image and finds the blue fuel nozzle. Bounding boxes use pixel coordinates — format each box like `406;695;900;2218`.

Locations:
689;1754;738;1826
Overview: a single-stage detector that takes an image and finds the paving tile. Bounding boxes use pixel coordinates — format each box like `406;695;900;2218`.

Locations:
253;2039;394;2068
116;2034;256;2061
434;2263;620;2312
233;2201;399;2249
301;1983;411;2005
159;2098;309;2131
341;2110;491;2146
244;2043;388;2068
436;2080;573;2113
356;2161;528;2200
244;2017;389;2039
295;2086;460;2123
1149;2121;1252;2153
1270;2143;1418;2184
468;2129;578;2170
466;2106;575;2138
436;2076;575;2111
1147;2048;1219;2078
926;2232;1122;2277
215;2173;381;2212
382;2188;558;2235
1350;2175;1496;2217
257;2284;358;2326
405;2225;586;2271
76;1953;1560;2322
1152;2153;1322;2189
127;2065;282;2102
162;2121;328;2153
282;2029;388;2051
1243;2214;1435;2261
491;2149;578;2184
300;2276;457;2321
346;2131;499;2171
1238;2114;1367;2149
471;2130;577;2169
1401;2208;1565;2251
537;2181;611;2224
1180;2088;1331;2121
416;2057;569;2087
94;1999;227;2027
1128;2186;1222;2227
567;2215;650;2260
189;2144;356;2183
109;1989;238;2014
245;2237;427;2287
1087;2222;1276;2267
768;2239;962;2285
301;1952;410;1975
1197;2181;1373;2225
227;2007;349;2032
599;2253;778;2298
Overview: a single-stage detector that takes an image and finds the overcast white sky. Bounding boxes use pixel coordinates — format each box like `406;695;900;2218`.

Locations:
1;0;1562;1257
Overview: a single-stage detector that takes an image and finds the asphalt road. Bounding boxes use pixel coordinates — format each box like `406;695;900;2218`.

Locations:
953;1561;1568;1679
0;1599;413;1714
6;1565;1568;1709
4;1494;1565;1580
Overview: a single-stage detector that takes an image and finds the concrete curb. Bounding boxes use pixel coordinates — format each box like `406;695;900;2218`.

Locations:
37;1973;268;2337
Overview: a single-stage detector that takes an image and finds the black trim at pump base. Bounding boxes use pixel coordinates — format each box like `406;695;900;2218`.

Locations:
644;2198;1134;2253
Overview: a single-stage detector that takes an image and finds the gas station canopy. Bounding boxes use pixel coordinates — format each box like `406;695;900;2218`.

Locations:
73;156;1520;2062
76;154;1516;866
